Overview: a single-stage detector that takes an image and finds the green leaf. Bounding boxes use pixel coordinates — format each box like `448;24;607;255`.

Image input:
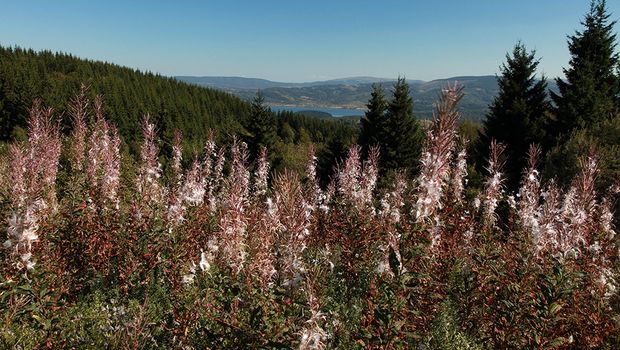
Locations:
549;302;562;315
549;336;569;348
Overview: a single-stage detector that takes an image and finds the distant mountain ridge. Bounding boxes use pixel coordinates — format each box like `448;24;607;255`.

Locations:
176;75;557;120
174;76;396;90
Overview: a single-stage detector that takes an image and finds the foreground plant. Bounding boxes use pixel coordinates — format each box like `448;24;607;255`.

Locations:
4;101;61;271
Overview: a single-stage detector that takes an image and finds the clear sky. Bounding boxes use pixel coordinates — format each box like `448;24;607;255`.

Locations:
1;0;619;82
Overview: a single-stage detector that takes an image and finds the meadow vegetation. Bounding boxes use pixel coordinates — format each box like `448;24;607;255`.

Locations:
0;84;618;349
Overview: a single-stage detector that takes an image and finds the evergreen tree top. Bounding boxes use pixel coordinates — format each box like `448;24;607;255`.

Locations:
567;0;618;73
496;43;547;103
584;0;615;31
551;0;619;134
250;91;269;117
366;83;387;112
359;83;388;156
246;91;276;159
478;42;550;192
387;77;414;117
500;43;543;84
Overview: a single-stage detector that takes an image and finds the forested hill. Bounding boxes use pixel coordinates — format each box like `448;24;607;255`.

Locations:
0;46;359;175
0;46;256;152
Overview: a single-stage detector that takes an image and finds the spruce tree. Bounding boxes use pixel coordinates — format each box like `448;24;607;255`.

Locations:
359;83;387;156
246;91;277;158
477;43;550;191
551;0;619;137
383;77;424;174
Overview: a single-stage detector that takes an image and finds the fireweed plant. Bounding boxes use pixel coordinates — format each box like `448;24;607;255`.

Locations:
0;84;618;349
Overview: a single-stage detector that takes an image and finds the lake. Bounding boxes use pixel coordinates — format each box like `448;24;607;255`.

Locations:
269;105;365;117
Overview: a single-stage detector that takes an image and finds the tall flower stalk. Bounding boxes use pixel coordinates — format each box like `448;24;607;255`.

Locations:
135;115;164;218
69;84;89;173
450;138;468;203
415;83;464;222
274;171;311;286
517;144;542;246
4;101;61;270
86;96;121;208
481;140;506;228
218;138;250;274
336;145;379;212
253;146;270;199
305;144;322;209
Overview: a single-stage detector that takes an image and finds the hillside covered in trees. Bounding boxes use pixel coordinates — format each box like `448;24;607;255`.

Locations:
0;46;357;174
0;47;247;148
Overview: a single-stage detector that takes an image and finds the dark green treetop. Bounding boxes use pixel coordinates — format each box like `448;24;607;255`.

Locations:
551;0;619;137
477;42;550;191
383;77;424;175
358;83;388;156
245;91;277;159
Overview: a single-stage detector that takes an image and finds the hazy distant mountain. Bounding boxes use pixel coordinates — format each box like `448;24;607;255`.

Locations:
175;76;396;90
308;76;398;86
176;75;557;120
175;76;299;90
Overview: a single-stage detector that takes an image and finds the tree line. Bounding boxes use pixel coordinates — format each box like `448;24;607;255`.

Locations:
357;0;620;192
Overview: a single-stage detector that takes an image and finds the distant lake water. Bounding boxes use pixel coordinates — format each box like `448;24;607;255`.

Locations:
269;105;365;117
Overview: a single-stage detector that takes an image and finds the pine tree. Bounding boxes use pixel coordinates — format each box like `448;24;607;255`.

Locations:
477;43;550;191
246;91;277;158
551;0;619;137
359;83;387;156
383;77;424;174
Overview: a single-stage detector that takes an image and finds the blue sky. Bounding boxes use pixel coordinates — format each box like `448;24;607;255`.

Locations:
1;0;619;82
